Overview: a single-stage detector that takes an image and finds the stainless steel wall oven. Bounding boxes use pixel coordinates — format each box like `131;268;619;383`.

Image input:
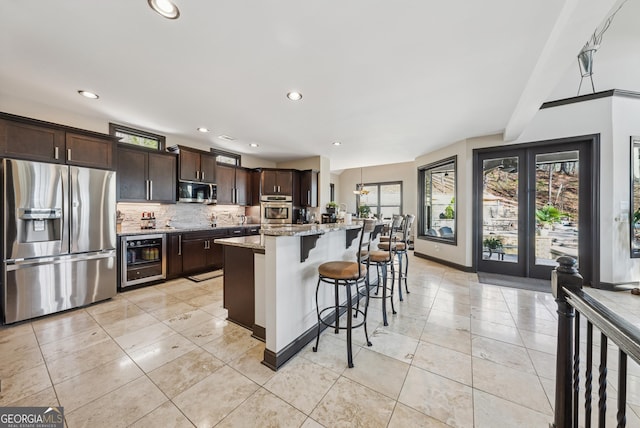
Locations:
260;195;293;224
121;234;166;288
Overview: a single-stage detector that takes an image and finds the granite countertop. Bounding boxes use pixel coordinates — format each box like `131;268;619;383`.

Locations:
214;235;265;250
117;223;260;236
260;222;364;237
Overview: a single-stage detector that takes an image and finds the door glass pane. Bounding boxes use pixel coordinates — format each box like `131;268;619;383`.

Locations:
534;151;579;266
482;157;518;262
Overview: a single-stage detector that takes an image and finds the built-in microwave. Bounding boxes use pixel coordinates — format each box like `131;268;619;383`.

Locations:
178;181;216;204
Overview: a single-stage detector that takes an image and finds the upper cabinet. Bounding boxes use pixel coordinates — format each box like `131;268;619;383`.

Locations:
178;146;216;184
261;169;294;196
217;164;253;206
299;170;319;207
65;133;115;169
0;113;116;169
117;145;177;203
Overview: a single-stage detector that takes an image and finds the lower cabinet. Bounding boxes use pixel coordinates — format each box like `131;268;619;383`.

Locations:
223;245;255;330
181;230;226;274
166;233;183;279
158;227;261;280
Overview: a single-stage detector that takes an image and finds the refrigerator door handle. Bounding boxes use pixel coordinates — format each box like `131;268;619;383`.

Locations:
5;251;116;271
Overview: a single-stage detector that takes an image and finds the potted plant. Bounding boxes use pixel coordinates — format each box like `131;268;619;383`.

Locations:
535;205;567;234
358;204;371;218
482;236;503;259
326;201;338;214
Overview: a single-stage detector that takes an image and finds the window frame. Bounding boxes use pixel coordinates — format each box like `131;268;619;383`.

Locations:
211;149;241;166
357;181;403;219
418;155;457;245
109;123;166;151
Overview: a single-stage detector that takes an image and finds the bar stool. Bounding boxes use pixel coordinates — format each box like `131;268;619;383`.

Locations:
395;214;415;299
313;220;375;368
379;214;404;244
378;214;415;301
358;223;396;326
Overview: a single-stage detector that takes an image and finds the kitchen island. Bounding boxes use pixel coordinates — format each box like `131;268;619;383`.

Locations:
216;222;376;370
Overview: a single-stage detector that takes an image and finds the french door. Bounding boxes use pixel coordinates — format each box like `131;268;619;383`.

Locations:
475;137;597;282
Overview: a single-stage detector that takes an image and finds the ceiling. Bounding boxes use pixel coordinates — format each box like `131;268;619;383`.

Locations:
0;0;637;171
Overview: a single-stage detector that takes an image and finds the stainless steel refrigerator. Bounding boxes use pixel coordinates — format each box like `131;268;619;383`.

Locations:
2;159;117;323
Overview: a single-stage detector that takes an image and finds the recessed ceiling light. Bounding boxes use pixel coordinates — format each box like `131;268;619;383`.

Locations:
286;91;303;101
332;142;341;146
148;0;180;19
218;135;236;141
249;143;259;148
197;127;209;133
77;90;99;99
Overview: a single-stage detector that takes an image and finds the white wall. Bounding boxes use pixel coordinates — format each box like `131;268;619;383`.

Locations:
414;95;640;285
336;162;417;218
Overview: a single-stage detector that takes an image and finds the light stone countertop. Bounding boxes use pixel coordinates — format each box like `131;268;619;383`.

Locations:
214;235;265;250
260;223;363;237
117;223;261;236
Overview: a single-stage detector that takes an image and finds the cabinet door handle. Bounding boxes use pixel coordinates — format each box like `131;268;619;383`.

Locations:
307;190;311;202
54;147;59;160
196;171;200;180
67;149;72;161
145;180;149;200
202;171;205;181
178;235;182;256
149;180;153;200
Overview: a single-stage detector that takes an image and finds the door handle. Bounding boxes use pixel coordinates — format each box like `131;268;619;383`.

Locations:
202;171;205;181
307;190;311;202
196;171;200;181
178;235;182;256
67;149;71;161
54;146;59;160
149;180;153;200
145;180;149;200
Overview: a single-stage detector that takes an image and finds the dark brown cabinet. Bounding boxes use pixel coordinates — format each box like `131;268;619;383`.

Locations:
181;230;226;273
0;114;116;169
166;233;183;279
65;133;115;169
299;169;319;207
223;245;256;330
178;146;216;184
217;164;252;205
117;146;177;203
261;169;294;196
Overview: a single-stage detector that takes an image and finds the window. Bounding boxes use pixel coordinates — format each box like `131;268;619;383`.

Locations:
109;123;165;150
357;181;402;218
418;156;457;243
212;149;241;166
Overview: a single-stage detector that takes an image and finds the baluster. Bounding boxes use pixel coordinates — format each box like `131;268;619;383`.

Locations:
551;256;583;428
573;311;581;427
599;334;608;427
585;321;593;428
617;350;627;428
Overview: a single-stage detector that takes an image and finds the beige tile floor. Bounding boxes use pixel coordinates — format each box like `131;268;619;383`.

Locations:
2;253;640;427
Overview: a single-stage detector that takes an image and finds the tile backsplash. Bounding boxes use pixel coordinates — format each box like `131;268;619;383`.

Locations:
117;203;260;229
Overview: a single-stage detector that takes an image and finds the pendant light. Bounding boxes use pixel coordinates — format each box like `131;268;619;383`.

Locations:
353;168;370;195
